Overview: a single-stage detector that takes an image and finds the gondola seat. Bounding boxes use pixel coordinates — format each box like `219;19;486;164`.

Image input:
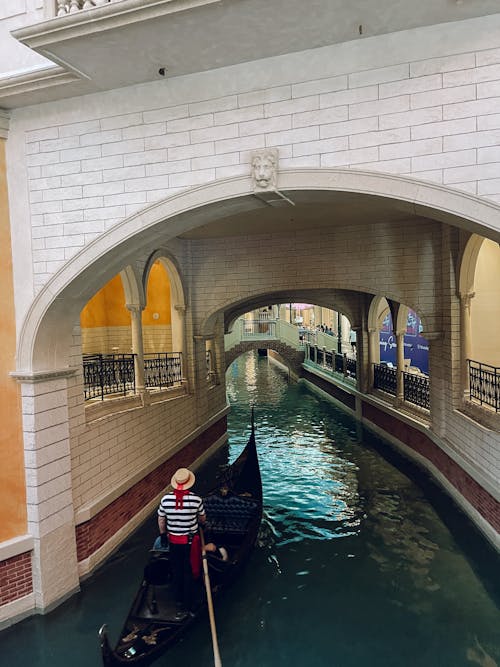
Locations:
204;495;259;536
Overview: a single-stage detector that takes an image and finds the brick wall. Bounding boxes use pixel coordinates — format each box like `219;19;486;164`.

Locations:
362;402;500;531
0;552;33;605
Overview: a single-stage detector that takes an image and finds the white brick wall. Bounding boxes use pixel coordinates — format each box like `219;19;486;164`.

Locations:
11;41;500;292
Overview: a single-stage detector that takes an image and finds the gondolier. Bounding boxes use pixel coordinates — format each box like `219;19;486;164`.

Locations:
157;467;206;620
99;412;262;666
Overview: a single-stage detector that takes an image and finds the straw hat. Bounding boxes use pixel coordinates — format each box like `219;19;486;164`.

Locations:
171;467;195;490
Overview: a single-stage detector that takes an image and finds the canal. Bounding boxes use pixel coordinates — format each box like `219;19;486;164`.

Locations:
0;351;499;666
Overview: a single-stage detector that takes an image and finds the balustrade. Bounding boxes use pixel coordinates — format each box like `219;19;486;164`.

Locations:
403;371;430;410
51;0;122;18
144;352;183;390
83;352;183;401
83;353;135;401
373;363;397;396
469;360;500;412
240;319;277;339
305;343;356;380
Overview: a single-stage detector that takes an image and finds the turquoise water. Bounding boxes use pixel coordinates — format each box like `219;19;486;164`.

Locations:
0;351;498;666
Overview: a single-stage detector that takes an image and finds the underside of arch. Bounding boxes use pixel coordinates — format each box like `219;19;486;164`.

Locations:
18;169;500;372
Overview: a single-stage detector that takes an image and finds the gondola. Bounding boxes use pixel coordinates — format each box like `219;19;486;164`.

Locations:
99;412;262;666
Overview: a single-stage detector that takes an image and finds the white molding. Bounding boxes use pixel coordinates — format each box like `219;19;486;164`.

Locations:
0;109;9;139
0;593;35;630
0;534;34;562
0;66;80;99
10;368;77;382
13;0;221;48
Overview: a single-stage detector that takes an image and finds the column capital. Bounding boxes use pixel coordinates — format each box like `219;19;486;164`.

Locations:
459;291;475;306
0;109;10;140
126;303;144;314
174;304;187;315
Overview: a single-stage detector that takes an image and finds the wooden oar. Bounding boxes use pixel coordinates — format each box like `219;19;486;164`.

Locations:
199;527;222;667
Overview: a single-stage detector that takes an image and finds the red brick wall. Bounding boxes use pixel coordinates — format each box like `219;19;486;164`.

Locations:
302;368;356;410
362;402;500;532
0;551;33;605
76;417;227;561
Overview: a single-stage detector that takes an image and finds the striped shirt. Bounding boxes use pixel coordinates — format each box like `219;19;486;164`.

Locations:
157;492;205;536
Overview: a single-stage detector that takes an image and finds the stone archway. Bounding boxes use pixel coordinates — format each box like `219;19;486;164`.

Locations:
17;169;500;374
225;340;304;378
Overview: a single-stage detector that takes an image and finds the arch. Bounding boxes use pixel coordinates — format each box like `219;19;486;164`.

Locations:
225;341;304;378
120;265;145;308
17;169;500;373
143;251;187;358
458;234;485;297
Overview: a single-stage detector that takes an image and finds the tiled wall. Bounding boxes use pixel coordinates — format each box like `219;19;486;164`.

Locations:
12;42;500;292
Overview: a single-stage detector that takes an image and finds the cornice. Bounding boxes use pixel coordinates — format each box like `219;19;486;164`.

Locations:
10;368;77;383
11;0;219;49
0;109;9;139
0;66;81;99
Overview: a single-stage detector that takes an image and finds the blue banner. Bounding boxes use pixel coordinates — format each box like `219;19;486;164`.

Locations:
379;311;429;374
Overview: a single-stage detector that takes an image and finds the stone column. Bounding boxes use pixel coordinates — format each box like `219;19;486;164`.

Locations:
127;305;145;392
11;370;80;612
353;326;368;393
396;330;405;403
423;330;445;436
367;327;379;390
459;291;475;397
173;305;187;381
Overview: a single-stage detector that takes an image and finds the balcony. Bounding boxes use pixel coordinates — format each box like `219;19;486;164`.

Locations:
6;0;499;109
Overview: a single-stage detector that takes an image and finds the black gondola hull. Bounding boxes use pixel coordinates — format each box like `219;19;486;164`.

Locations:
99;415;262;666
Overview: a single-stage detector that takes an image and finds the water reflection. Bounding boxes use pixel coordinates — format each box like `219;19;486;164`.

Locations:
0;351;498;667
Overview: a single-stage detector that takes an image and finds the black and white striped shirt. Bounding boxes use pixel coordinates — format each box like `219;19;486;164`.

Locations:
157;492;205;536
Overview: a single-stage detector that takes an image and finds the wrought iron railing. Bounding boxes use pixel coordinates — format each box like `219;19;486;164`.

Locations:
403;371;430;410
373;363;397;396
144;352;183;390
305;344;356;379
469;360;500;412
83;352;183;400
83;353;135;401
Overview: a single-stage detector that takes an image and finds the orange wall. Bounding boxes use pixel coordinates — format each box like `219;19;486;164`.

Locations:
80;274;130;327
0;138;27;541
143;261;172;325
80;261;171;328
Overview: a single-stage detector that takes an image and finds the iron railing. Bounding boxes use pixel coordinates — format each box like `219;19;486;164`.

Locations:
403;371;430;410
305;344;357;379
373;363;397;396
83;354;135;401
83;352;183;400
469;360;500;412
144;352;183;389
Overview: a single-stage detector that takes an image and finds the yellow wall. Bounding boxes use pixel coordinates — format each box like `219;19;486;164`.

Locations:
143;261;172;326
80;274;130;328
0;138;27;541
471;239;500;366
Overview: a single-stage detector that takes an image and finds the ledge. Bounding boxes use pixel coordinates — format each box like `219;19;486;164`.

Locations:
0;534;34;562
10;368;77;383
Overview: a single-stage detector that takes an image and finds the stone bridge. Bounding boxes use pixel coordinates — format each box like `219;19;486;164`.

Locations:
225;339;305;378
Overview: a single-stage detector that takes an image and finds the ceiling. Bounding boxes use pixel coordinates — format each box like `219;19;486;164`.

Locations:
5;0;500;108
179;191;418;239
